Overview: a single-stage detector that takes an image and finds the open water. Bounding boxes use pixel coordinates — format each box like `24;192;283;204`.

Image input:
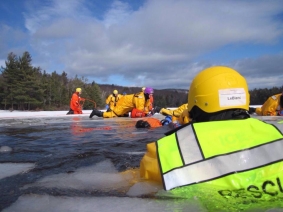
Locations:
0;115;205;211
1;114;283;212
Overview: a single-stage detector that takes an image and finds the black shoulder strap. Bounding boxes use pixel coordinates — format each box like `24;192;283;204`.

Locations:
164;122;192;136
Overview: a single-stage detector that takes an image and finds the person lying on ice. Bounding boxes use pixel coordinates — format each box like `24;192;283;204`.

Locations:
139;66;283;200
89;87;158;118
66;88;85;115
134;115;184;129
155;103;188;118
136;103;191;129
150;103;191;128
135;117;163;128
248;92;283;116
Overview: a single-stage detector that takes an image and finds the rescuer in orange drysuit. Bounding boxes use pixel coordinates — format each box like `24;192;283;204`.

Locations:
89;87;156;118
66;88;85;115
249;92;283;116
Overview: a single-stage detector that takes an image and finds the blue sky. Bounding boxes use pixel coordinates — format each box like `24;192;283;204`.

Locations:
1;0;283;90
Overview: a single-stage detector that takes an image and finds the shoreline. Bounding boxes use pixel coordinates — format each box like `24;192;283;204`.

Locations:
0;105;261;120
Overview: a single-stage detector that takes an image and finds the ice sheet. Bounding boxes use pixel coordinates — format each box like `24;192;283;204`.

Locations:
0;163;35;180
3;194;205;212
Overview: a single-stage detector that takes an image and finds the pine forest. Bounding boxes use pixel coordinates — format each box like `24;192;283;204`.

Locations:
0;52;282;111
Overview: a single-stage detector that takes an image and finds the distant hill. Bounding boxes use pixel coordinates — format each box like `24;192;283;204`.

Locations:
161;88;188;93
98;84;188;94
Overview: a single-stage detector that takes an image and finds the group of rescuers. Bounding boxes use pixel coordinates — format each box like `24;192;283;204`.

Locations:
67;86;154;117
67;66;283;194
68;70;283;123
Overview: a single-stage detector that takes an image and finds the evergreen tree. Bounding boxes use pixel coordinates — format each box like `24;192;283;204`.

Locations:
0;73;5;109
18;52;44;110
85;81;103;109
43;71;69;110
154;94;167;108
41;70;51;110
48;71;70;109
1;52;20;110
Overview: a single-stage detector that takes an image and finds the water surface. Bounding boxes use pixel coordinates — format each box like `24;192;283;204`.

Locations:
1;115;283;212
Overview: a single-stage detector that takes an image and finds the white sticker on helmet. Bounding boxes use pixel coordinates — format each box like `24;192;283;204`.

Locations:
219;88;246;107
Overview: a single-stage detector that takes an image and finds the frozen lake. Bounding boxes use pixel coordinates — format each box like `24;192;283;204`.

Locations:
1;111;206;211
1;109;283;212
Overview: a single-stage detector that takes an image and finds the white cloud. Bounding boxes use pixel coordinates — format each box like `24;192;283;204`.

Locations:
0;24;28;58
102;0;132;28
233;53;283;89
2;0;283;89
0;59;5;68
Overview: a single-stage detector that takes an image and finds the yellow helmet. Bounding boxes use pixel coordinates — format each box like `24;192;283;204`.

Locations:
142;87;146;91
76;88;82;93
113;90;118;95
187;66;249;113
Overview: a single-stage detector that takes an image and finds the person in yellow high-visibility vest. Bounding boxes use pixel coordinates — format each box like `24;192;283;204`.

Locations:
140;66;283;210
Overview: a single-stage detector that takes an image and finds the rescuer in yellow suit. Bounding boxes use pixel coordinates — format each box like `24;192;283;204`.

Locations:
174;107;190;125
154;103;190;127
157;103;188;117
105;89;122;111
249;92;283;116
89;87;155;118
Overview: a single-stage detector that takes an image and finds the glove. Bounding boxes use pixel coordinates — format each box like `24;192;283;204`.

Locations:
105;105;109;110
161;115;172;126
150;106;162;115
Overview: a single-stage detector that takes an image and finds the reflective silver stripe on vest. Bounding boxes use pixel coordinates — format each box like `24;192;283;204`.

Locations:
177;126;203;164
163;139;283;190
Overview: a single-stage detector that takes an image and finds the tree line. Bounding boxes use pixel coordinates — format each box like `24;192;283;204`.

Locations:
0;52;281;111
0;52;104;111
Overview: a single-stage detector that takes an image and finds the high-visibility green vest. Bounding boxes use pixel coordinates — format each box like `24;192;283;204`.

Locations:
156;118;283;199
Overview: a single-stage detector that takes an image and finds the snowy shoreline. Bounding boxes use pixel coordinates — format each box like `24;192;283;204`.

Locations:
0;110;93;119
0;106;261;119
